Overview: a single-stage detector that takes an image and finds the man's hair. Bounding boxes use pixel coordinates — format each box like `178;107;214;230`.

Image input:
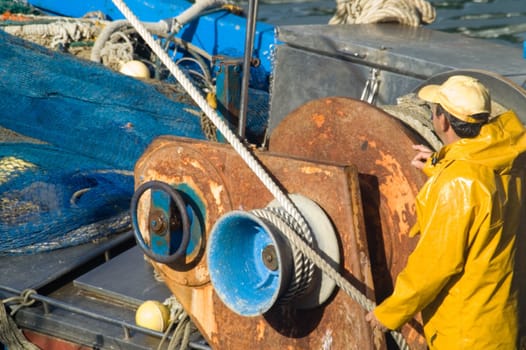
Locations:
436;104;489;138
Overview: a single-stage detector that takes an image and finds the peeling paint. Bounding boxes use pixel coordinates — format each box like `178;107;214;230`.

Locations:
192;287;218;336
321;329;333;350
256;320;266;340
194;264;209;282
190;159;205;172
300;166;333;177
210;181;224;207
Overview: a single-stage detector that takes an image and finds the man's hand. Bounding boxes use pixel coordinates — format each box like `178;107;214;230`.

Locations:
411;144;433;170
365;311;389;333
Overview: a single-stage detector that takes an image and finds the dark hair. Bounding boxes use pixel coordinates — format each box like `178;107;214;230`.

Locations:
436;104;489;138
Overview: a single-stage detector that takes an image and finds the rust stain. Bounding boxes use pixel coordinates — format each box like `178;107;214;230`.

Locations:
312;113;326;128
358;135;377;150
375;150;414;238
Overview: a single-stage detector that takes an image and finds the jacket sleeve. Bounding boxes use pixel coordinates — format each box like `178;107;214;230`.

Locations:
373;175;479;330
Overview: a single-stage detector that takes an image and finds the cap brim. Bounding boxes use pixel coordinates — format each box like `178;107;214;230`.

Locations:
417;84;441;103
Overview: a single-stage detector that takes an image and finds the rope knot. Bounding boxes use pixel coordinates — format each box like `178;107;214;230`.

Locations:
3;288;37;316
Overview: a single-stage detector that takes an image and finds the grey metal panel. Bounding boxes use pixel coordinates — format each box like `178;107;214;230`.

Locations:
14;284;156;350
0;232;133;292
3;244;207;349
74;245;171;307
276;24;526;81
268;45;422;136
268;23;526;138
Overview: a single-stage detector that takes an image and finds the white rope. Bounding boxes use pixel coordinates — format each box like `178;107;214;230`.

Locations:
381;93;443;151
109;0;411;348
252;207;410;350
109;0;312;256
99;31;135;70
3;20;99;49
329;0;436;26
252;208;315;302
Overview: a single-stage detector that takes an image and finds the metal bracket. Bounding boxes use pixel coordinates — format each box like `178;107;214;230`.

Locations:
360;68;380;104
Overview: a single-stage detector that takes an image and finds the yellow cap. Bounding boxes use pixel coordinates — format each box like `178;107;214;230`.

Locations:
417;75;491;123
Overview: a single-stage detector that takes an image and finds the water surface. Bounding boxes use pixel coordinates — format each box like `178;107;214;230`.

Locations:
254;0;526;48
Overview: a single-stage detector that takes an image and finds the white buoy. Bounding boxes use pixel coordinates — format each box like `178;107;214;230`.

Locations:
119;60;151;79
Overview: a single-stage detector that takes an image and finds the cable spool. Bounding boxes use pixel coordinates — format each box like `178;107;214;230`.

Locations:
207;194;340;316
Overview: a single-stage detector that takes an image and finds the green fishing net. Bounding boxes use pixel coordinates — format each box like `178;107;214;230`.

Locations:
0;0;39;14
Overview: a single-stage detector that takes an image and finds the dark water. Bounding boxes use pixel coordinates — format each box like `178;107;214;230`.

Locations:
256;0;526;48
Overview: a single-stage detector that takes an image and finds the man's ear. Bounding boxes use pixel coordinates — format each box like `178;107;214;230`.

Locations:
437;113;450;133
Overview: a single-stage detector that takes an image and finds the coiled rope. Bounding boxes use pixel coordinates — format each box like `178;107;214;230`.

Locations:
0;289;39;350
158;296;195;350
381;93;443;151
90;19;167;64
329;0;436;26
2;16;101;50
252;207;315;303
110;0;410;348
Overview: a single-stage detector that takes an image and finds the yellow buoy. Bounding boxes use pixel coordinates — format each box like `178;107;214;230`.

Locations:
119;60;151;79
135;300;170;332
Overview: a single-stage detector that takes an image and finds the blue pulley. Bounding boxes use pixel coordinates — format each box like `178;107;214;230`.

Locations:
207;194;341;316
207;210;293;317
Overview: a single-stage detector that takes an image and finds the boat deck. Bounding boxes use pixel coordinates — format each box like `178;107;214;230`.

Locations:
0;233;208;349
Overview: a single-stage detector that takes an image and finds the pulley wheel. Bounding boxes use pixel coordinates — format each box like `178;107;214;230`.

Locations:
134;137;234;287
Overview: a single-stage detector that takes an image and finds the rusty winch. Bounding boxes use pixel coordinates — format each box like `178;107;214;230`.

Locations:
130;70;526;350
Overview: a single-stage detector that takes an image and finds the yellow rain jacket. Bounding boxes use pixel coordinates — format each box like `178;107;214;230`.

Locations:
374;110;526;349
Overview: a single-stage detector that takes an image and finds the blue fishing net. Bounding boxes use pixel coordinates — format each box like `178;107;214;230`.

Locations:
0;30;207;170
0;30;269;254
0;31;204;254
0;143;133;254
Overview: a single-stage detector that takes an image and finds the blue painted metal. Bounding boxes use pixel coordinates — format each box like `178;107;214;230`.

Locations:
175;183;206;259
207;211;292;316
523;41;525;59
130;181;204;261
26;0;277;91
150;190;174;257
131;181;191;264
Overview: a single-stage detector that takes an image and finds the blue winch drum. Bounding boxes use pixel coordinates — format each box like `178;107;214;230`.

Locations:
207;211;293;317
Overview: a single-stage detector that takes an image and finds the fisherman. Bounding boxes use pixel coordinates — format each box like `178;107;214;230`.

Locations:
365;75;526;349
